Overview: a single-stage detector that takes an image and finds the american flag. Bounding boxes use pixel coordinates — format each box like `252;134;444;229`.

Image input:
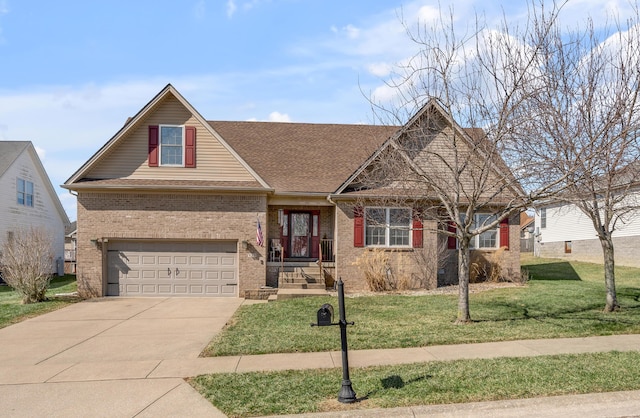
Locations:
256;218;264;247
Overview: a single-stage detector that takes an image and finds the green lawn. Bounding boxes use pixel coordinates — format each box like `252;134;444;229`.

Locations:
194;256;640;417
203;255;640;356
191;351;640;417
0;275;80;329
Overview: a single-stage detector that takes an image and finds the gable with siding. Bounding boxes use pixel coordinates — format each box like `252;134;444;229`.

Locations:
84;94;257;183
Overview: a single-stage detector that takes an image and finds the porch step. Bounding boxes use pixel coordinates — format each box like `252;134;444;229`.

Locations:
279;282;327;290
271;288;329;301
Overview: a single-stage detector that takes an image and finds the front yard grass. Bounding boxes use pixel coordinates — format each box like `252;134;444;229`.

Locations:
191;351;640;417
203;255;640;356
0;275;80;329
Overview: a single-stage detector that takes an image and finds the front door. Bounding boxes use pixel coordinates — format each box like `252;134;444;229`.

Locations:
290;212;311;257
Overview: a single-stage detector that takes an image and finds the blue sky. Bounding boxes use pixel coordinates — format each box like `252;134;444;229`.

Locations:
0;0;634;221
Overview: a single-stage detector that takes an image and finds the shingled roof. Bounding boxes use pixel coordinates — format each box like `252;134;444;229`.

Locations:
209;121;399;193
0;141;30;177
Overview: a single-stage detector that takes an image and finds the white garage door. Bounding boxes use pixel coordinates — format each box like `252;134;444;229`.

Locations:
107;241;237;296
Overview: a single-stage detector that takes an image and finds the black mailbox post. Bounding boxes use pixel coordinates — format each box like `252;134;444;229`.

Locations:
311;278;356;403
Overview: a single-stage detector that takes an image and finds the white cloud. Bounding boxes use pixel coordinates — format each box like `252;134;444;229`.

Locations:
367;62;392;77
344;24;360;40
193;0;206;20
226;0;236;18
268;111;291;122
245;111;292;122
417;5;440;24
0;0;8;44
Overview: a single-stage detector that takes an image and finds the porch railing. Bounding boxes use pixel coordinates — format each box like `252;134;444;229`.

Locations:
267;239;335;263
319;239;334;262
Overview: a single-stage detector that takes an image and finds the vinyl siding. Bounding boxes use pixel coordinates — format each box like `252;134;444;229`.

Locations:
86;95;256;182
535;196;640;243
0;149;66;272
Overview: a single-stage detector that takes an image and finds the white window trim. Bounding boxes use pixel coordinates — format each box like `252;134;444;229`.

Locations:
364;207;412;248
469;213;500;250
159;124;185;167
17;178;34;207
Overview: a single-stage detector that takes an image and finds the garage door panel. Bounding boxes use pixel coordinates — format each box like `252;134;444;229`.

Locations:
174;256;188;264
142;270;158;279
107;241;238;297
126;284;141;293
173;285;188;294
221;256;235;266
221;285;237;295
205;256;219;265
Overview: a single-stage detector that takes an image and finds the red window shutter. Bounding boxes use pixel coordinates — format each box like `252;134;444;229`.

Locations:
354;206;364;247
500;217;510;250
148;125;159;167
447;221;457;249
412;210;423;248
185;126;196;168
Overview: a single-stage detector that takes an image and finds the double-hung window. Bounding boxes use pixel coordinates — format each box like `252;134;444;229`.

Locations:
17;178;34;207
470;213;499;249
159;125;184;166
365;207;411;247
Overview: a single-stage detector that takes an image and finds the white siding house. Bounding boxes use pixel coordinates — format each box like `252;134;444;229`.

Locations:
0;141;70;275
534;199;640;267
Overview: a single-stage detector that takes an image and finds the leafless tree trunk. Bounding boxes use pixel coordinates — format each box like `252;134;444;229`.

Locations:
516;9;640;312
359;2;568;323
0;227;55;304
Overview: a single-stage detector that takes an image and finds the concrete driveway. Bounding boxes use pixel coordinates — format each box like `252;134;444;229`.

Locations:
0;297;244;417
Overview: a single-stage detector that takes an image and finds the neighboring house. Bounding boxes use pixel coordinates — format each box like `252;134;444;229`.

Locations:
520;212;535;253
63;84;520;298
0;141;70;276
534;201;640;266
64;221;77;274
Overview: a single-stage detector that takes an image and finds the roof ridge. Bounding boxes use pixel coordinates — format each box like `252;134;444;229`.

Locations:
208;120;402;128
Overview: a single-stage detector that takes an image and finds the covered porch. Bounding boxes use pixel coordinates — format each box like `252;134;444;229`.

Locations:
265;205;336;291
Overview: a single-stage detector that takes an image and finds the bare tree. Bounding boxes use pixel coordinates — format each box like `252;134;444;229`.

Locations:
516;10;640;312
0;226;55;304
356;2;569;323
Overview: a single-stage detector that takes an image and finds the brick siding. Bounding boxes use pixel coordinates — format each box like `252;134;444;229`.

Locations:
76;191;267;297
336;201;520;292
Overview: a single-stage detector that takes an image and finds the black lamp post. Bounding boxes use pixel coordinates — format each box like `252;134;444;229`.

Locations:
311;277;356;403
336;278;356;403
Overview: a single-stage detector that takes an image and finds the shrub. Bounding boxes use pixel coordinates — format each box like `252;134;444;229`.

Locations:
470;247;506;283
0;227;54;304
353;248;395;291
353;249;423;291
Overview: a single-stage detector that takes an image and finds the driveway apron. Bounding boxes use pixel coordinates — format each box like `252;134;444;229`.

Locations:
0;297;243;417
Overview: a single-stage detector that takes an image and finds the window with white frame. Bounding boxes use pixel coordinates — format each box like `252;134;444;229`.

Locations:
160;125;184;166
365;207;411;247
17;178;34;207
470;213;499;249
540;208;547;229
